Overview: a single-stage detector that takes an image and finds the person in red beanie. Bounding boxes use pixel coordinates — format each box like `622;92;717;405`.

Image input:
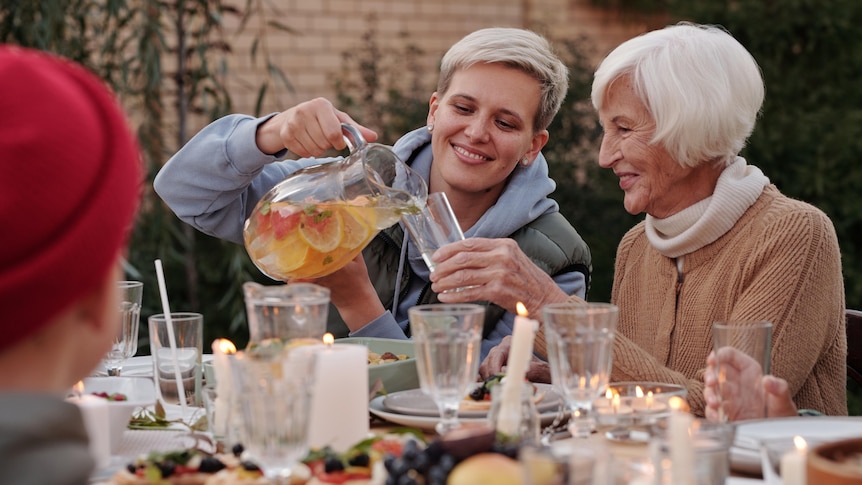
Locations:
0;46;142;484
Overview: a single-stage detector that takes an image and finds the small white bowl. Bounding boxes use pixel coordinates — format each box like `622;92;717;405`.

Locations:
83;376;156;451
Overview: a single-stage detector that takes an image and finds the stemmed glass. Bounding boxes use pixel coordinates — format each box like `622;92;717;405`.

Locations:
103;280;143;376
230;344;316;484
409;303;485;435
544;302;618;438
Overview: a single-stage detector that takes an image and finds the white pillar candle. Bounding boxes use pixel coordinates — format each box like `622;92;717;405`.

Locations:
496;302;537;436
780;436;807;485
307;342;369;452
68;393;111;469
211;338;236;438
668;396;695;485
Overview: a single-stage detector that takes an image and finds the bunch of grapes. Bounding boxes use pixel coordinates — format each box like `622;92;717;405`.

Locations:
383;438;521;485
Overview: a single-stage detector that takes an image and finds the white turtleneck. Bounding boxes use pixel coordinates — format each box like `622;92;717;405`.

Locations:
645;157;770;266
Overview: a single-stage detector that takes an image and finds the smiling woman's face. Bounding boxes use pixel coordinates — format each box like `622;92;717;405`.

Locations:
426;62;548;204
597;76;718;218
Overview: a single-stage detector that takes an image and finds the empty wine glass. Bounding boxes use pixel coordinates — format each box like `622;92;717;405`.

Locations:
409;303;485;435
544;302;618;438
103;280;143;376
230;344;316;484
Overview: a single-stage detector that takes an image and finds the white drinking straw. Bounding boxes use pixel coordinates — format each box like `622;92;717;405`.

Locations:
154;259;188;414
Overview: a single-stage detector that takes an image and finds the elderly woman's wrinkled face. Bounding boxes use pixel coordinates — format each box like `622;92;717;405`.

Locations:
597;76;714;218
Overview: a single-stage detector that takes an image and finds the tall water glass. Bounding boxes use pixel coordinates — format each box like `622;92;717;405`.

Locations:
409;303;485;435
149;312;203;407
231;346;316;483
712;320;773;422
103;281;143;376
544;302;618;438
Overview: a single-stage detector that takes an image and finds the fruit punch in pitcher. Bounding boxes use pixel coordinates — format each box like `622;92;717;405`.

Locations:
243;123;427;281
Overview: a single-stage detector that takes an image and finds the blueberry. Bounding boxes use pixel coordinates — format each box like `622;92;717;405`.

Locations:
324;455;345;473
347;452;370;467
157;460;176;478
241;460;260;472
198;456;226;473
231;443;245;457
125;463;136;474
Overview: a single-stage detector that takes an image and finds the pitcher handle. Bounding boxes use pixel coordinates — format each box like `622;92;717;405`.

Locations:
341;123;367;152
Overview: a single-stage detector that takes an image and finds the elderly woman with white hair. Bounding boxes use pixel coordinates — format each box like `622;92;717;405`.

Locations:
478;22;846;418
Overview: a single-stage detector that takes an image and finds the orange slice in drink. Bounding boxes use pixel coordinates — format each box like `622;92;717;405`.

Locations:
340;206;375;250
274;231;309;274
298;207;343;253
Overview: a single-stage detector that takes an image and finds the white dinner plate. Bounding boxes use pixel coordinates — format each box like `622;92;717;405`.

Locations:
730;416;862;475
369;395;564;432
92;354;214;378
382;383;563;418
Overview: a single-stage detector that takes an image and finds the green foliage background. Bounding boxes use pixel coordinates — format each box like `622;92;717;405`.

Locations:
2;0;859;412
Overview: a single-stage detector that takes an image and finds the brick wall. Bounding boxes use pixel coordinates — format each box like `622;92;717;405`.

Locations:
184;0;654;134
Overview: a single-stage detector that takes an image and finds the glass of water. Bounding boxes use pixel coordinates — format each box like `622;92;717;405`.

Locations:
103;280;143;376
409;303;485;435
230;345;316;484
544;302;618;438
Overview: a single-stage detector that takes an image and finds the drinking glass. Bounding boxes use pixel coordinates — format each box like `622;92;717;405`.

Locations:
231;345;316;483
544;302;618;439
149;312;203;408
402;192;464;272
409;303;485;435
712;320;773;422
103;280;143;376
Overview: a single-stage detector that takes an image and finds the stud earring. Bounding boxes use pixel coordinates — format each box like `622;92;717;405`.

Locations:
520;157;530;166
426;124;434;132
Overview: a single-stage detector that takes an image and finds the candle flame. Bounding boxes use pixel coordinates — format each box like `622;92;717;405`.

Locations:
73;380;84;397
323;332;334;345
216;338;237;354
668;396;687;412
612;393;621;412
516;302;528;317
646;390;654;408
635;386;644;398
793;435;807;451
605;388;614;399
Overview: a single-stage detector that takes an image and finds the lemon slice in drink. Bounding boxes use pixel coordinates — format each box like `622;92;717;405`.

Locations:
298;208;343;253
274;232;309;274
340;206;375;250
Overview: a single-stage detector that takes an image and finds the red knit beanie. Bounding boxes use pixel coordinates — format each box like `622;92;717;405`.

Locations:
0;46;142;351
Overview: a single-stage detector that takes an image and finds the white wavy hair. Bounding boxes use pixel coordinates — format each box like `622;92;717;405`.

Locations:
591;22;765;168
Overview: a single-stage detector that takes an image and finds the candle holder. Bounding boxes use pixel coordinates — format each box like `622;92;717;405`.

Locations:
592;382;687;443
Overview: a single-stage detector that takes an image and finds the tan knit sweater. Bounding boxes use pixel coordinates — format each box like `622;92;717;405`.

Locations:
536;185;847;417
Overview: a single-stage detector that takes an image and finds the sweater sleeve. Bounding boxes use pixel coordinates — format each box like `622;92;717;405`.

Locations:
153;113;334;244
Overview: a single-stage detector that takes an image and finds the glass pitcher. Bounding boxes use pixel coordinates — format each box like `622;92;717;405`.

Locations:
243;282;329;347
243;124;427;281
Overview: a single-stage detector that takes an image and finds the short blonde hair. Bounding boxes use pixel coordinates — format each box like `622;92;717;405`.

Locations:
438;27;569;133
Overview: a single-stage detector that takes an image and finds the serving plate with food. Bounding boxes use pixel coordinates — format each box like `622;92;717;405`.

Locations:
335;337;418;394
